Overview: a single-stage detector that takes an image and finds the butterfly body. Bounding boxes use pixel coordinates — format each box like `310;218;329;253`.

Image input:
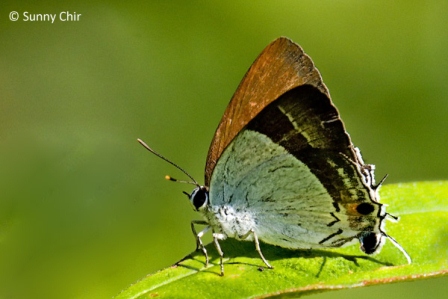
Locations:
194;84;385;253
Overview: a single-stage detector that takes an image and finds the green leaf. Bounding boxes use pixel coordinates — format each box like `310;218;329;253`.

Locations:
115;181;448;299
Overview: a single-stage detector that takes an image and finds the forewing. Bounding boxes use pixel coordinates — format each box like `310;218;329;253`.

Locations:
205;37;329;185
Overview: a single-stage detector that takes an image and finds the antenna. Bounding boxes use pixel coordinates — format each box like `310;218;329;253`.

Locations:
137;138;200;187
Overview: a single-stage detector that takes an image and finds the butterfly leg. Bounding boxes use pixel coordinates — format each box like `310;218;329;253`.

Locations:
240;229;273;269
191;220;211;266
212;232;227;276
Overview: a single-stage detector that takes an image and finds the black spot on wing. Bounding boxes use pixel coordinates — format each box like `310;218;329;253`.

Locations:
356;202;375;215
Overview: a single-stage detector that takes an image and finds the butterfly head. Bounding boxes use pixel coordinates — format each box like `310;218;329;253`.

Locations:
185;186;209;211
137;138;209;212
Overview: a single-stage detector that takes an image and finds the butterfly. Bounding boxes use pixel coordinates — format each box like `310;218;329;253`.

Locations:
138;37;411;276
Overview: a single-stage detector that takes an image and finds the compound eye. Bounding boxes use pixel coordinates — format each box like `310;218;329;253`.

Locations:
189;186;208;211
359;232;383;254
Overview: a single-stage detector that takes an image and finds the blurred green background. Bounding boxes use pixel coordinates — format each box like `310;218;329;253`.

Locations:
0;1;447;298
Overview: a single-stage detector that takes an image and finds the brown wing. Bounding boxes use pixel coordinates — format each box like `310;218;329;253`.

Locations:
205;37;329;185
